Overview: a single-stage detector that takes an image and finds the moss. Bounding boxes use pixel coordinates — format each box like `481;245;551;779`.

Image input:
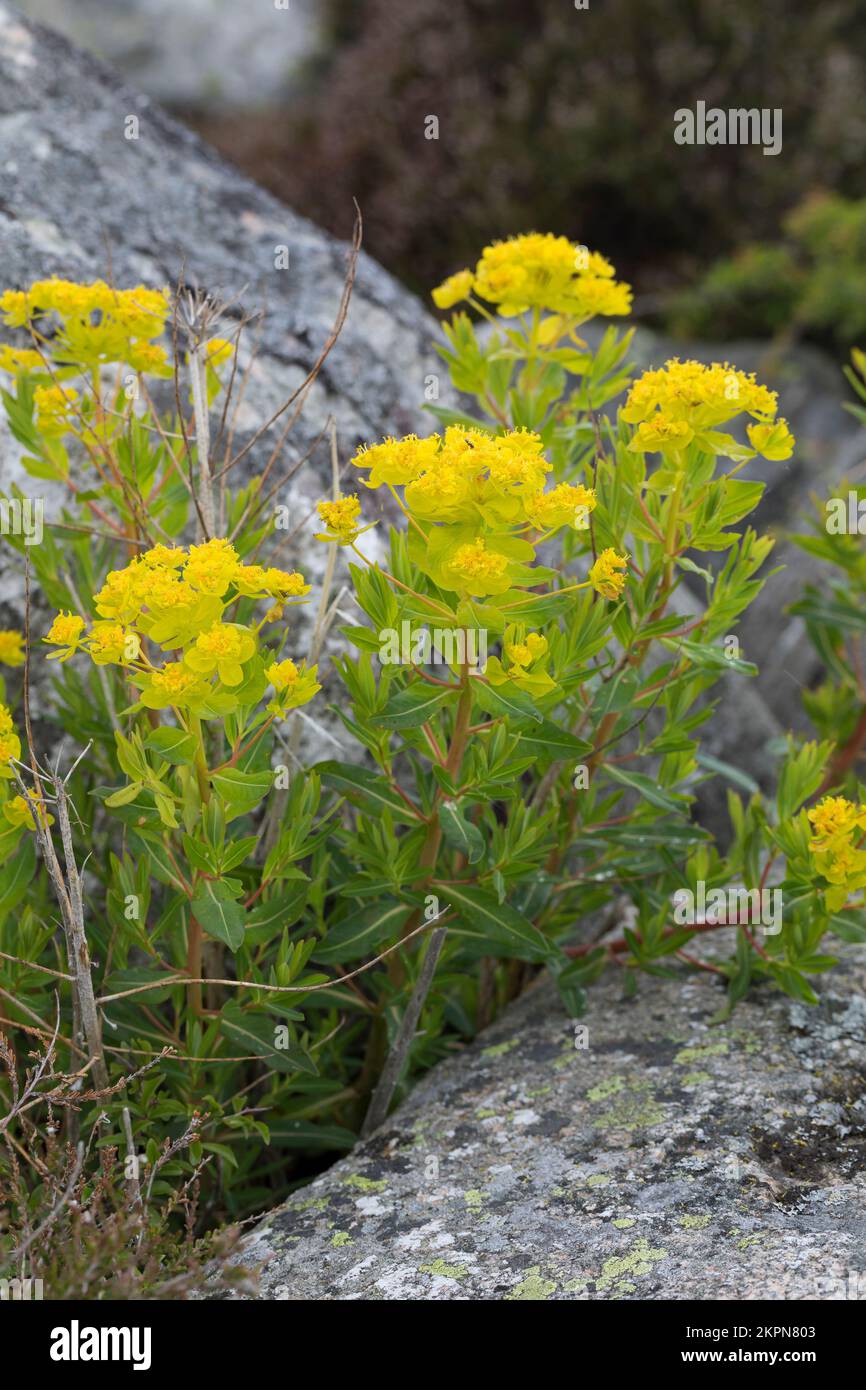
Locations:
505;1266;557;1300
681;1070;712;1086
420;1258;467;1279
612;1217;636;1229
678;1214;711;1229
289;1195;330;1213
464;1188;486;1209
330;1230;352;1247
343;1175;387;1193
596;1238;669;1294
588;1076;665;1131
674;1041;729;1065
482;1038;518;1059
586;1173;611;1188
475;1108;498;1119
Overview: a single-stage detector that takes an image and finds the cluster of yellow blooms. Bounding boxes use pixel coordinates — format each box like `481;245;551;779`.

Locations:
486;629;556;698
0;278;172;373
337;426;619;602
0;630;24;667
622;359;795;461
432;233;632;321
807;795;866;911
44;539;319;719
0;703;52;831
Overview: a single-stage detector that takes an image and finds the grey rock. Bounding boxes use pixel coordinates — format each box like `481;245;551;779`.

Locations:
11;0;322;112
218;943;866;1300
0;3;444;748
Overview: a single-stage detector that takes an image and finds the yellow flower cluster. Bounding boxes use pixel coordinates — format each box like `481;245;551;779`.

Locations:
623;359;795;460
432;233;632;321
265;658;322;718
487;628;557;698
0;702;21;778
588;548;629;601
0;630;24;667
316;494;364;545
807;795;866;910
0;278;171;373
44;539;316;719
350;427;601;599
34;384;79;437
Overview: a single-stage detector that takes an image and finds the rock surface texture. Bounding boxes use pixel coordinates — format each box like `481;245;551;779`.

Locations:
223;949;866;1300
12;0;321;112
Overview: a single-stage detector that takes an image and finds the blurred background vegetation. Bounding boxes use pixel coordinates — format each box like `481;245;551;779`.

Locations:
17;0;866;346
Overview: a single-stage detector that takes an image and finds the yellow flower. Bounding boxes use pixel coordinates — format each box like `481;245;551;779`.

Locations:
352;434;439;488
630;415;695;455
588;548;629;600
141;544;185;569
622;359;781;435
205;337;234;367
525;482;596;531
0;630;24;666
807;796;866;851
1;279;171;370
183;538;242;596
34;383;79;436
261;568;310;599
184;622;256;686
139;662;206;711
2;793;52;831
88;621;138;667
471;233;631;320
127;341;172;376
0;345;44;374
316;494;363;545
431;269;475;309
265;658;321;716
44;612;86;660
0;703;20;775
747;419;795;461
487;627;557;698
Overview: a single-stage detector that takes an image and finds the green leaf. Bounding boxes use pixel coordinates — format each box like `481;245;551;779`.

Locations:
211;767;273;815
144;727;197;765
473;680;542;723
605;764;688;815
313;901;411;964
105;781;144;807
378;682;454;729
0;835;35;919
245;883;309;944
439;800;485;864
191;880;246;952
516;720;592;758
695;751;760;795
443;882;554;963
318;761;421;823
220;1003;317;1076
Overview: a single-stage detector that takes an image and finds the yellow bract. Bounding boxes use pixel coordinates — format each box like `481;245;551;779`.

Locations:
623;358;793;461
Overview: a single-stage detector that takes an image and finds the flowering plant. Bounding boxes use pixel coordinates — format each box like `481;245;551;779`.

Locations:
0;241;862;1252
